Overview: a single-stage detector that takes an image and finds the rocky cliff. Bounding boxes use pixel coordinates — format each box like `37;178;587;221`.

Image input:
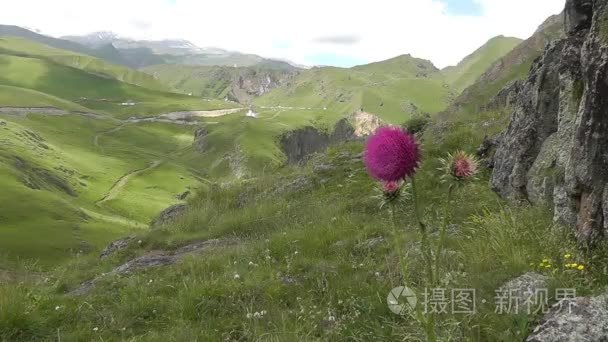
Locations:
280;111;384;164
227;67;297;104
491;0;608;245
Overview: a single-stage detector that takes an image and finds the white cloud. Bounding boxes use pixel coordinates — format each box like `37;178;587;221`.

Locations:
0;0;565;68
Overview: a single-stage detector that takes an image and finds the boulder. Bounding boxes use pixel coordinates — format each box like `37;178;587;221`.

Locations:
498;272;548;301
150;204;187;227
100;236;135;259
527;294;608;341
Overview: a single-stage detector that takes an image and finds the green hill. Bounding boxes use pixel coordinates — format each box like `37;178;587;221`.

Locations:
255;56;451;124
0;53;235;119
449;14;564;111
443;35;522;93
3;9;608;342
0;25;129;66
141;64;298;104
0;37;170;92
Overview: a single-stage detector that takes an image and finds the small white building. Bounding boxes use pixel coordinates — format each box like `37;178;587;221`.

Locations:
246;109;258;118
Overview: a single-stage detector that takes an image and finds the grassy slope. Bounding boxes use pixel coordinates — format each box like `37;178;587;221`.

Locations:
0;112;209;266
442;36;522;93
2;15;608;340
0;85;89;111
1;105;606;341
449;14;564;112
142;64;235;97
0;53;236;119
0;39;243;266
255;57;451;125
141;64;295;99
0;37;169;92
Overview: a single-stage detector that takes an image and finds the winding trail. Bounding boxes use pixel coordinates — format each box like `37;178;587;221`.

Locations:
93;123;126;153
0;106;243;227
79;207;148;229
96;160;163;206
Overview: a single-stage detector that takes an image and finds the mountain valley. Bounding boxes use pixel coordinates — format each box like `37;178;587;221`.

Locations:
1;1;608;340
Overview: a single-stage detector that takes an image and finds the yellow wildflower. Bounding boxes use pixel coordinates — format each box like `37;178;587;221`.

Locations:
577;265;585;271
564;253;572;259
565;263;572;268
542;259;549;263
571;263;578;268
545;264;552;269
539;262;545;267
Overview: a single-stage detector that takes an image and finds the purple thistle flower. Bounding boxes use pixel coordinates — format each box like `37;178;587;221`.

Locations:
364;126;421;181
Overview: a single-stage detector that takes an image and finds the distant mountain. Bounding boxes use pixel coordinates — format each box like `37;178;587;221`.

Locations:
443;35;522;93
0;36;171;92
0;25;100;57
449;13;565;111
142;64;299;104
0;25;133;66
62;31;302;69
254;54;452;123
62;31;210;55
353;54;439;77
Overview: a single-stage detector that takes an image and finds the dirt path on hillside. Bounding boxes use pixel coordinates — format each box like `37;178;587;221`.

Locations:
159;108;243;120
0;106;109;119
93;123;127;153
0;106;243;123
96;160;162;206
79;207;148;229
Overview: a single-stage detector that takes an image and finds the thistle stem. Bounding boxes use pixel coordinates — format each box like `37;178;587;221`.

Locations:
435;183;454;282
390;202;409;285
410;176;437;342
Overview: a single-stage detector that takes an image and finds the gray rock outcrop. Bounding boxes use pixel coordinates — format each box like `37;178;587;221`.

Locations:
280;111;383;164
491;0;608;245
150;204;188;227
99;236;135;259
527;294;608;341
498;272;548;301
70;238;238;295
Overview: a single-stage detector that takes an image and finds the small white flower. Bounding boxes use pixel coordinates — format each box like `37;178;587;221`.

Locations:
261;310;267;316
253;312;261;318
248;261;254;266
55;306;61;311
265;255;271;260
93;327;99;332
246;313;253;319
233;274;241;280
121;327;126;331
138;240;142;244
328;316;336;322
294;251;299;255
148;279;153;283
374;272;381;277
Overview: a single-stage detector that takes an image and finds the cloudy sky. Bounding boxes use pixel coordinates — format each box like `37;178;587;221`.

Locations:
0;0;565;68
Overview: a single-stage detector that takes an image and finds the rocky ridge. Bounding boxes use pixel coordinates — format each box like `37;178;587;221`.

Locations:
491;0;608;245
